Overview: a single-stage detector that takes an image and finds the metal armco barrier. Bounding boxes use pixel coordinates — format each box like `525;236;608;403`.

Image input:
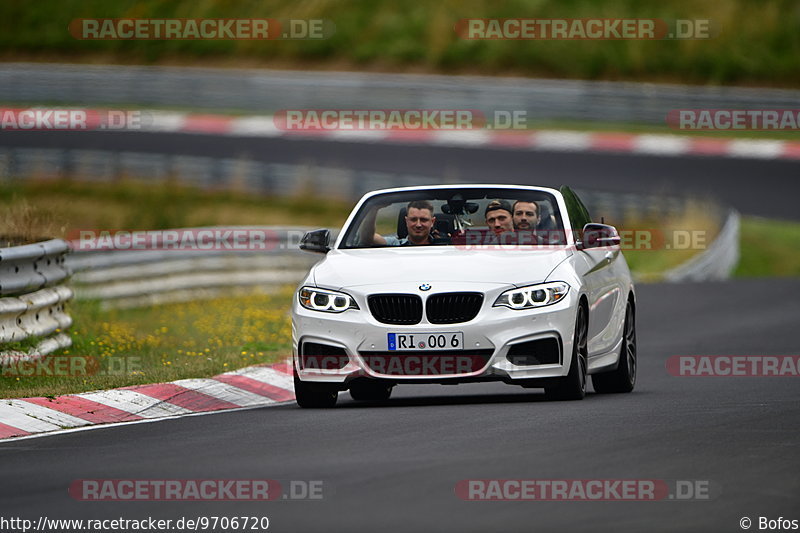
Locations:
663;210;741;282
0;146;705;226
69;251;319;309
66;227;323;309
0;239;70;296
2;63;799;124
0;239;72;361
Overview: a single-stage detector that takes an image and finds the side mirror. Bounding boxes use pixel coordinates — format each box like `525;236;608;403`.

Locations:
300;229;331;254
576;223;620;250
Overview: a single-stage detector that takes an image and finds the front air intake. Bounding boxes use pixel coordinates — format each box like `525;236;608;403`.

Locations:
300;342;349;370
506;337;562;366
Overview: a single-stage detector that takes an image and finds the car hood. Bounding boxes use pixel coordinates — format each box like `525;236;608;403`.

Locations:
311;247;572;289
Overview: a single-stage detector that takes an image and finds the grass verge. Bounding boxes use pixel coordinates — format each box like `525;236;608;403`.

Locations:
0;288;294;399
616;200;721;281
736;217;800;277
1;0;798;86
0;178;353;238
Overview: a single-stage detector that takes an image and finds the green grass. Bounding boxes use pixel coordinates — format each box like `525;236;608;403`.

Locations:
736;217;800;277
623;247;702;281
0;178;353;239
614;201;722;281
0;336;48;354
0;289;294;399
0;0;798;87
624;215;800;279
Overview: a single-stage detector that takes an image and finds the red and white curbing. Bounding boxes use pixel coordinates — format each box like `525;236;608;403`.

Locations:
143;111;800;160
0;361;294;441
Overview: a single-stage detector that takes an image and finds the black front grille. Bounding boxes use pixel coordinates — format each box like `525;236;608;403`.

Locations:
426;292;483;324
368;294;423;325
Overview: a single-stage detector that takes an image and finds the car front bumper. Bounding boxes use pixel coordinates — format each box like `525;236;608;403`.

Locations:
292;282;579;387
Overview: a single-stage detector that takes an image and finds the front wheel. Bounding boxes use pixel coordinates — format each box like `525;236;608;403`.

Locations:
545;304;588;401
592;300;636;393
294;370;338;408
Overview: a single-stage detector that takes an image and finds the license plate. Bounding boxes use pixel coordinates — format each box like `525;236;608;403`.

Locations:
388;332;463;351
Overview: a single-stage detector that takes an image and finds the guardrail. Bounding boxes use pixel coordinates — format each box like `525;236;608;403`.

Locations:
66;227;322;309
68;249;319;309
2;63;800;125
0;146;696;223
0;239;73;361
0;239;70;296
663;210;740;282
0;147;428;201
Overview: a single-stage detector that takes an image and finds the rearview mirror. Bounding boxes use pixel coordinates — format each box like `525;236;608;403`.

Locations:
576;223;620;250
300;229;331;254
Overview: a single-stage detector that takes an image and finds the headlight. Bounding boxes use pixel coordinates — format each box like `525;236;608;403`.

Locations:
493;282;570;310
298;287;359;313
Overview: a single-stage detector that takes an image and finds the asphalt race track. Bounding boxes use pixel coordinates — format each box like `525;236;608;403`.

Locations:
1;279;798;533
3;131;800;219
2;131;799;531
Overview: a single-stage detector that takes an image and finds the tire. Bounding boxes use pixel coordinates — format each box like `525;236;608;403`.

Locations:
349;380;393;402
545;303;588;401
592;300;637;394
294;370;338;408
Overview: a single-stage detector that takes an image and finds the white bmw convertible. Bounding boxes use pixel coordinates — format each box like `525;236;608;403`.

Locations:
292;185;637;407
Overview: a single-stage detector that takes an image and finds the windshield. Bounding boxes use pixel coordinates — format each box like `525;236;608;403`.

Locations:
339;187;566;249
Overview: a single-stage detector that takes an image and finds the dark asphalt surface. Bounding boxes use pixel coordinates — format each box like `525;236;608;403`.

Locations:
2;131;800;220
2;279;798;533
